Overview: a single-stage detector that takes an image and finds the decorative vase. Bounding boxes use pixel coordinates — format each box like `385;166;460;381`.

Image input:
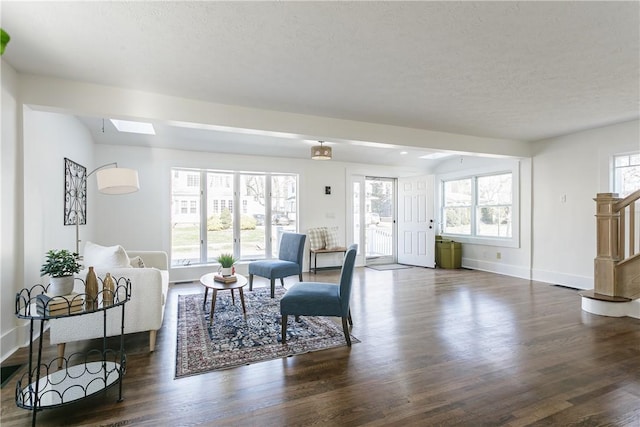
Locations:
103;272;115;306
85;266;99;311
219;267;233;277
48;275;74;297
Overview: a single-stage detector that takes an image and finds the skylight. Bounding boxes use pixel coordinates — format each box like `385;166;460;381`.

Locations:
420;152;454;160
110;119;156;135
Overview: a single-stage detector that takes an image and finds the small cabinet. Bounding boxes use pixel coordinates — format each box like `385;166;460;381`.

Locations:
14;276;131;427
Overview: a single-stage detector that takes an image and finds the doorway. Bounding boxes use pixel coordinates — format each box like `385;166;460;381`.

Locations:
358;177;395;265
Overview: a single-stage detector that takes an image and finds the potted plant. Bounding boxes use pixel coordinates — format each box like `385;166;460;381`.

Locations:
0;28;10;56
40;249;81;296
217;253;237;277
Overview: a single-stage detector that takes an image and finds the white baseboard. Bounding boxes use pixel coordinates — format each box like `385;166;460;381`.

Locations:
462;258;531;280
531;268;593;289
1;318;39;363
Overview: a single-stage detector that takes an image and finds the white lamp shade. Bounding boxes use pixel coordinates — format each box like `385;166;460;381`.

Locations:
96;168;140;194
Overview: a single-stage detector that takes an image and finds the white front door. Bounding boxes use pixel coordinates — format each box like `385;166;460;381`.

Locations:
397;175;435;267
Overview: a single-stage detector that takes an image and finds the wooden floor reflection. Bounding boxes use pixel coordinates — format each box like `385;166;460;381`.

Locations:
2;267;639;426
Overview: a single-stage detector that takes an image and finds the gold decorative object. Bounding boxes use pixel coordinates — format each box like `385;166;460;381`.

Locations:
85;266;99;311
103;273;115;306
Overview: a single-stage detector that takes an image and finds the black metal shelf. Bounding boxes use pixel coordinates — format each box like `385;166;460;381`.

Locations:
14;278;131;426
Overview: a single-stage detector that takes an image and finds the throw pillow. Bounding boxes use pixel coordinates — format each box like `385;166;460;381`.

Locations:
324;227;341;249
308;227;327;250
129;256;146;268
83;241;130;269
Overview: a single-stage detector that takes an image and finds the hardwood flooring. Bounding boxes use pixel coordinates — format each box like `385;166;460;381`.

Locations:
1;268;639;426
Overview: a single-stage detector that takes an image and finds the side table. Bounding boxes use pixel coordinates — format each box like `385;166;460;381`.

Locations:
200;273;248;325
14;277;131;427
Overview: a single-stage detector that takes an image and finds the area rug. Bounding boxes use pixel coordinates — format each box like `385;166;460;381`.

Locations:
175;287;359;378
366;263;413;271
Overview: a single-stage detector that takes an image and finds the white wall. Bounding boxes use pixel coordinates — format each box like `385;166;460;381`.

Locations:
1;59;21;361
23;110;95;286
92;143;425;282
531;120;640;289
0;107;95;362
434;156;533;279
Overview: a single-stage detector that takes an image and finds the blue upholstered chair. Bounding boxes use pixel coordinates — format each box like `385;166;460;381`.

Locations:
280;244;358;346
248;232;307;298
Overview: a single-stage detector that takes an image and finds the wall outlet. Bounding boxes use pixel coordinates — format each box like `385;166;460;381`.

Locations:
496;252;501;260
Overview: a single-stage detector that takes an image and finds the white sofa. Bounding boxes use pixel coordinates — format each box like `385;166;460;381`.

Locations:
49;249;169;362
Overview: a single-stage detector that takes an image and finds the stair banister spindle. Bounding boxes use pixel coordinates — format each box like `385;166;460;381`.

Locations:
629;202;635;257
619;208;626;260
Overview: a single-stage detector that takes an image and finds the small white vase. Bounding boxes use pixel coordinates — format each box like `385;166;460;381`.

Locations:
48;275;75;296
219;267;233;277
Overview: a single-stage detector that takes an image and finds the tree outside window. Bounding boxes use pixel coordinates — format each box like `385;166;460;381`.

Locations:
614;153;640;197
171;168;297;266
442;172;512;238
476;173;512;238
443;178;472;235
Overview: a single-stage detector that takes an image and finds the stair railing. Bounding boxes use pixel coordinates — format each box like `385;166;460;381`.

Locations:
614;189;640;261
594;190;640;297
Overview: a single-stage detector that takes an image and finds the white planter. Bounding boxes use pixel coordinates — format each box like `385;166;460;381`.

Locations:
219;267;233;277
48;275;75;296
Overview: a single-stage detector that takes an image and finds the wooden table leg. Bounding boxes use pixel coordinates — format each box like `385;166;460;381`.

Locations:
209;289;217;326
231;289;235;305
203;287;209;310
239;288;247;319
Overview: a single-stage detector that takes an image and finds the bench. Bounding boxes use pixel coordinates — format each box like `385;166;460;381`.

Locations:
309;247;347;273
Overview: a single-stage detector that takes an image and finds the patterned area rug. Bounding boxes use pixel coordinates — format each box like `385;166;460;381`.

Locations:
175;287;359;378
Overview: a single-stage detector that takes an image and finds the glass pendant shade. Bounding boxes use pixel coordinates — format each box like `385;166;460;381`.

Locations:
311;141;332;160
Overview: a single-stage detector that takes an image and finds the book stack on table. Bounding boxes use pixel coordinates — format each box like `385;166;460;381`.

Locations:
36;292;85;316
213;274;237;284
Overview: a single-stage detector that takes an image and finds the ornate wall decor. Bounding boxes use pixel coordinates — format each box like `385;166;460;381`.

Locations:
64;158;87;225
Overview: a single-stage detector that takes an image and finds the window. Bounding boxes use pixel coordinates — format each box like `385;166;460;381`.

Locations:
443;178;471;235
187;174;199;187
171;168;298;267
613;153;640;197
442;172;513;239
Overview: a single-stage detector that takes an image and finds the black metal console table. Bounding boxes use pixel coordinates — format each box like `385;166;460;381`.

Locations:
14;277;131;426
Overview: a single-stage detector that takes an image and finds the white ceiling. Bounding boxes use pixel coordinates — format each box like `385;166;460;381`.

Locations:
2;1;639;166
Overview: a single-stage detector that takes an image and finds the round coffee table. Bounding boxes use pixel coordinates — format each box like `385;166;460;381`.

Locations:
200;273;248;325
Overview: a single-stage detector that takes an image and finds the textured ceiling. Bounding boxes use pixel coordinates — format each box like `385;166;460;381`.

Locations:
2;1;639;164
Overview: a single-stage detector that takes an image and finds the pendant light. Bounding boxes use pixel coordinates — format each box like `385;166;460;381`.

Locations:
311;141;332;160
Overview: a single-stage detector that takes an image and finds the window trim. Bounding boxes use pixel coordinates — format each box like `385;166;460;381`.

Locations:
437;162;520;249
171;168;299;267
612;151;640;197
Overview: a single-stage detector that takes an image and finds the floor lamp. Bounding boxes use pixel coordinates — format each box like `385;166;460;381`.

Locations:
75;163;140;254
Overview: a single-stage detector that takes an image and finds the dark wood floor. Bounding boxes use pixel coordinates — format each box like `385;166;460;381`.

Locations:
1;267;639;426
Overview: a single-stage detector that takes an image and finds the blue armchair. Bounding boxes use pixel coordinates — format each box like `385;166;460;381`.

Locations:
248;232;307;298
280;244;358;346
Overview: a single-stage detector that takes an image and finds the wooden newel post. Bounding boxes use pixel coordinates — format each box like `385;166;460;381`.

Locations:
594;193;620;296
